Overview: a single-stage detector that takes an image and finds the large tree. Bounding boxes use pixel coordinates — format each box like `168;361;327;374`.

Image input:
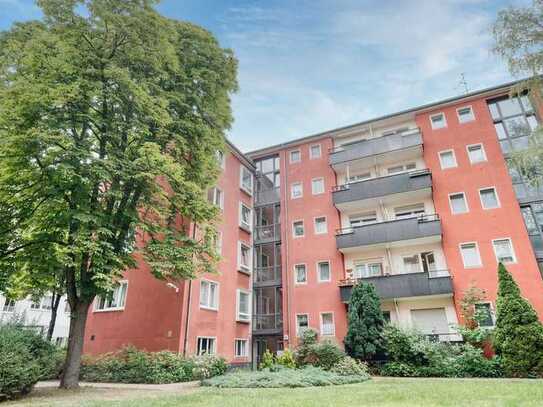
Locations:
0;0;237;388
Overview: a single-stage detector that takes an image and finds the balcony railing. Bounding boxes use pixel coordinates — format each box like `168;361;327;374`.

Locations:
254;266;282;286
332;169;432;207
335;214;442;251
338;270;453;301
329;128;422;167
254;223;281;243
252;313;283;334
255;187;281;206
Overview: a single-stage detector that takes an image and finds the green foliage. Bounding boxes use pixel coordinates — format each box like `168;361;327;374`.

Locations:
383;325;428;366
294;329;346;370
276;349;296;369
344;282;386;361
202;366;369;388
330;356;369;377
0;325;60;400
80;346;226;384
259;349;275;370
494;264;543;377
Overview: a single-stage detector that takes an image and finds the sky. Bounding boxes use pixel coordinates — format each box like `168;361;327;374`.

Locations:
0;0;530;152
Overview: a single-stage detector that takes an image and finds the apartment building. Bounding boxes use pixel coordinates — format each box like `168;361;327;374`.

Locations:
83;79;543;366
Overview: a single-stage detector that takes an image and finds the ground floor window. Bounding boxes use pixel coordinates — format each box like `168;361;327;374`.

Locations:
95;281;128;311
475;303;495;327
235;339;248;357
197;337;216;355
320;312;335;336
296;314;309;336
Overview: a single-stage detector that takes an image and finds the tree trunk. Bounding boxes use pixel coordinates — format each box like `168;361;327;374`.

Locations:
59;300;91;389
46;293;62;342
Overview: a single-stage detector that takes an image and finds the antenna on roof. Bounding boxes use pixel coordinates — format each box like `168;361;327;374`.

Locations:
457;73;469;94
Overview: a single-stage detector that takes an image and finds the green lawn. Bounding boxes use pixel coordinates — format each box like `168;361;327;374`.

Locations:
78;377;542;407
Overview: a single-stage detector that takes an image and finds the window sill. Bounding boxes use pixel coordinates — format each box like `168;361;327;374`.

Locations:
240;187;253;197
236;318;250;324
239;224;252;234
200;306;219;312
93;307;125;313
238;267;251;275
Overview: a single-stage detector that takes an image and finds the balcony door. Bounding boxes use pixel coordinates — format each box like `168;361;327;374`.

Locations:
421;252;437;272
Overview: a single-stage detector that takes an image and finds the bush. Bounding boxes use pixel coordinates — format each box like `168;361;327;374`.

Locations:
259;349;275;370
80;346;226;384
202;366;369;388
295;329;346;370
0;325;59;401
276;349;296;369
380;362;417;377
330;356;369;376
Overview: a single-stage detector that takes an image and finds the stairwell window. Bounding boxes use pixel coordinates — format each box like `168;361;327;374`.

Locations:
460;242;482;268
467;143;487;164
430;112;447;129
235;339;248;357
236;289;251;322
457;106;475;123
314;216;327;234
197;337;216;355
95;281;128;312
312;177;325;195
296;314;309;336
317;261;331;282
240;166;253;195
449;192;469;214
200;280;219;310
479;187;500;209
438;150;457;169
320;312;335;336
294;264;307;284
492;238;516;264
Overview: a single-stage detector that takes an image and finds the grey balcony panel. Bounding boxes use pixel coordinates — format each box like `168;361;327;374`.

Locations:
336;215;441;250
254;224;281;244
339;272;453;302
254;266;282;287
329;129;423;166
252;313;283;335
333;170;432;205
256;187;281;206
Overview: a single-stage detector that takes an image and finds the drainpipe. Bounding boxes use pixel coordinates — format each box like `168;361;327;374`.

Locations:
282;150;292;347
182;222;197;356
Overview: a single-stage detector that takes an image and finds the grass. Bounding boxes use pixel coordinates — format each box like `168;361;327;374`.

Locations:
8;377;543;407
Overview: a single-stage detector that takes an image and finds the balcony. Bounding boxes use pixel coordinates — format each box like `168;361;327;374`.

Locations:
332;169;432;211
336;214;442;252
254;266;282;287
339;270;453;302
329;128;423;171
254;224;281;244
255;187;281;206
252;313;283;335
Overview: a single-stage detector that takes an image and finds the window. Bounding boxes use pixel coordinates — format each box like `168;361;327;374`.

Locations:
2;298;15;313
290;149;301;163
475;303;494;327
320;313;335;336
394;203;425;219
238;242;252;273
199;280;219;310
197;337;215;355
457;106;475;123
236;290;251;322
449;192;469;214
240;166;253;195
95;282;128;311
31;296;53;310
479;187;500;209
402;255;421;273
317;261;331;282
294;264;307;284
296;314;309;336
256;156;280;188
291;182;303;199
314;216;327;234
348;172;371;183
467;144;487;164
310;144;322;159
430;112;447;129
293;220;304;237
311;177;325;195
239;203;252;230
235;339;248;357
207;187;223;210
387;162;416;175
214;232;223;255
215;150;225;169
460;243;482;268
492;238;516;264
353;261;383;278
350;211;377;226
438;150;457;169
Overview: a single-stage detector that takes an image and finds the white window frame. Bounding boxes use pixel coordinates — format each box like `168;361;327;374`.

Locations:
475;302;495;328
314;216;328;235
291;182;303;199
94;281;128;312
292;220;304;238
209;187;224;210
320;312;335;336
479;187;500;210
196;336;216;356
199;279;219;311
430;112;447;130
239;202;253;231
294;263;307;285
240;166;253;196
317;260;331;282
234;338;249;357
311;177;325;195
296;313;309;337
459;242;483;269
215;150;225;170
289;149;301;164
466;143;487;164
310;144;322;159
449;192;469;214
492;238;517;264
236;289;251;323
215;231;223;255
456;105;475;124
438;149;457;169
2;298;16;313
237;241;252;274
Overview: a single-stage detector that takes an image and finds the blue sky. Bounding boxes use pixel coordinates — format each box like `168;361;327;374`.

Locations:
0;0;529;152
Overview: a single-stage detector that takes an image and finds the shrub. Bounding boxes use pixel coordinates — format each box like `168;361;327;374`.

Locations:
259;349;275;370
202;366;369;388
330;356;369;376
80;346;226;384
383;325;428;365
380;362;417;377
295;334;345;370
494;264;543;377
276;349;296;369
0;325;59;400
